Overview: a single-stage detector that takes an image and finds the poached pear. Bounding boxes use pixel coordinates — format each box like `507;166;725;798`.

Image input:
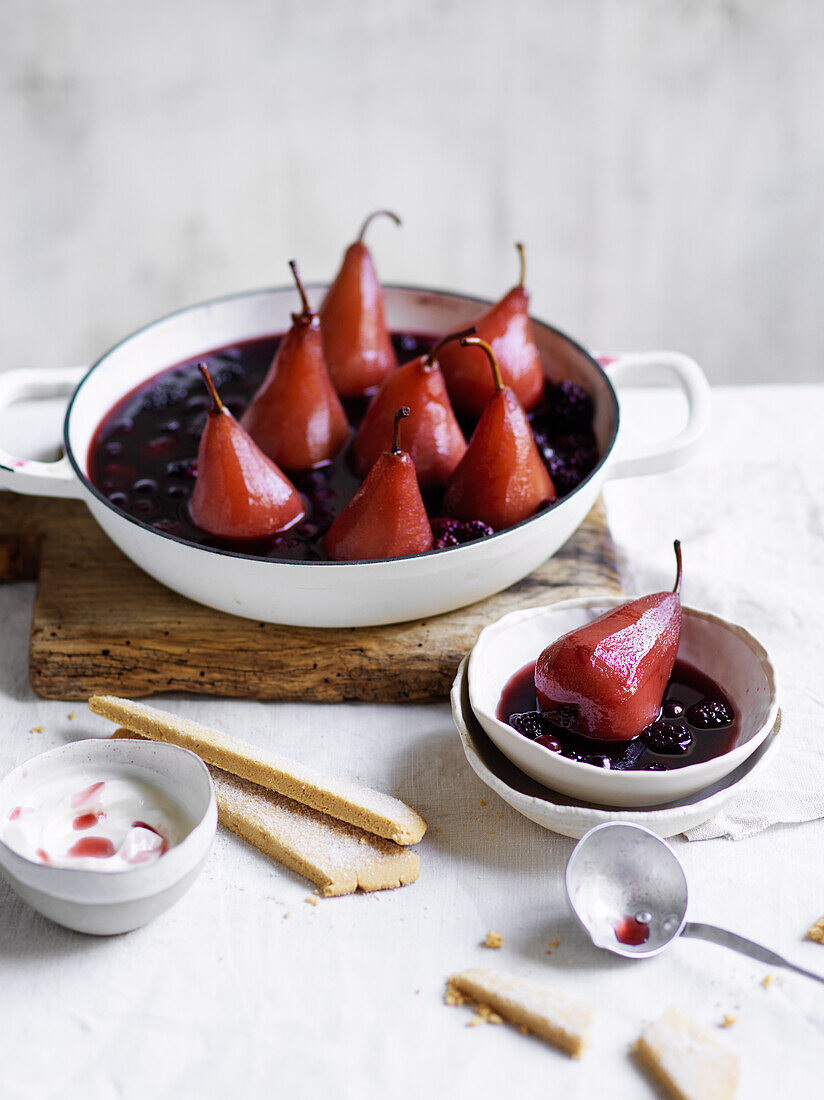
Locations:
437;242;545;419
319;209;401;397
241;261;350;470
323;407;433;561
535;542;684;742
443;337;555;530
351;327;473;490
190;364;305;539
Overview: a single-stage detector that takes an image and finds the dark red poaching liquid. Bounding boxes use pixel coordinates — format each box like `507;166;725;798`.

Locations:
86;333;600;561
497;659;739;771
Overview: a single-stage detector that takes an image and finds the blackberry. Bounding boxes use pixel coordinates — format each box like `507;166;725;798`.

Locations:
453;520;494;544
546;381;594;433
662;701;685;720
140;380;190;411
434;532;460;549
431;517;493;550
534;733;562;752
509;711;550;740
546;447;598;497
687;700;733;729
642;720;692;755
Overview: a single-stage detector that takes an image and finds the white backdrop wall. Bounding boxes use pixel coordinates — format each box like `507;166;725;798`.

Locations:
1;0;822;383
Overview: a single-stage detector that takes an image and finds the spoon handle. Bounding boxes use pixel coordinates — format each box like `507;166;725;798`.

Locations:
683;922;824;987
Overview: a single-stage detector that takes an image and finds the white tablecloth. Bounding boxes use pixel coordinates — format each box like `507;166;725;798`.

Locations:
2;384;823;1099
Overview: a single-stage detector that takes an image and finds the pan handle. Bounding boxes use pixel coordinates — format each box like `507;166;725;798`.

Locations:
0;366;87;498
602;351;711;480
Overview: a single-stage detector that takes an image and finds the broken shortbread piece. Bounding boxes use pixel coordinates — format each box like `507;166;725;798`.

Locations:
90;695;426;845
635;1007;739;1100
448;969;594;1057
484;930;504;949
806;916;824;943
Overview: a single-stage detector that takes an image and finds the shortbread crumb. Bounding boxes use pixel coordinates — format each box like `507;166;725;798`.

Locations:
469;1004;503;1026
68;712;76;720
721;1014;737;1028
305;896;319;906
762;974;774;989
445;981;470;1007
30;727;43;733
635;1007;738;1100
484;930;504;949
806;916;824;943
447;969;593;1057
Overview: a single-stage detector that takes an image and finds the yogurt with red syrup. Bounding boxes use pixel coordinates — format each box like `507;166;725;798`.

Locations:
2;769;192;871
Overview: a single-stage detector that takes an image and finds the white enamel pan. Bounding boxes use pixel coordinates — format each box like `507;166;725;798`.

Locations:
0;285;709;626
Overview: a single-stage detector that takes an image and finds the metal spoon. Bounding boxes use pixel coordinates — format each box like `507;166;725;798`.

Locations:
565;822;824;986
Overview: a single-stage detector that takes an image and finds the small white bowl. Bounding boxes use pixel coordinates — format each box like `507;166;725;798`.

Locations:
453;656;782;838
468;598;779;809
0;738;217;935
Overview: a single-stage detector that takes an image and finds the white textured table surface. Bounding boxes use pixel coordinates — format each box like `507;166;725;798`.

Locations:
1;384;823;1099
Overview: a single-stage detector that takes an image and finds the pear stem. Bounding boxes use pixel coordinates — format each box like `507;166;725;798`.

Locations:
198;363;224;414
672;540;683;595
423;325;477;369
392;407;410;454
288;259;313;317
357;209;402;242
460;336;504;393
516;241;526;287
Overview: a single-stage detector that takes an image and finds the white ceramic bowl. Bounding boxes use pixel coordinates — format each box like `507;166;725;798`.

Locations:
0;738;217;935
0;285;709;627
468;598;779;808
452;655;782;838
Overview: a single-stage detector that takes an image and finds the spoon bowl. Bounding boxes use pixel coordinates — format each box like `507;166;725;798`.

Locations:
565;822;688;958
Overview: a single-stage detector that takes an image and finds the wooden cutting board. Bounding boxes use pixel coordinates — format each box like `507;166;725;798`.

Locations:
0;493;622;702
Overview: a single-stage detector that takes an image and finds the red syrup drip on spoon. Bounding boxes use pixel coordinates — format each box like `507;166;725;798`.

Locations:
68;836;116;859
73;811;105;831
614;916;650;946
71;781;105;808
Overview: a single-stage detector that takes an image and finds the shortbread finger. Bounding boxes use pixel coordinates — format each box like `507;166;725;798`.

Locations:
90;695;425;845
447;969;594;1057
212;767;419;896
112;730;418;895
635;1007;739;1100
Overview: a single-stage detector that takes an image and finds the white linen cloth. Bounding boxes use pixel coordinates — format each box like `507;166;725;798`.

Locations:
603;384;824;841
1;384;823;1099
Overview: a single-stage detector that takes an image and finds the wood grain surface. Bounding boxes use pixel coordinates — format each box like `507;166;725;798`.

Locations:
0;493;622;702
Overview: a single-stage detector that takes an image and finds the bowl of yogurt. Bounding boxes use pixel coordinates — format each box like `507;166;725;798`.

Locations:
0;737;216;935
